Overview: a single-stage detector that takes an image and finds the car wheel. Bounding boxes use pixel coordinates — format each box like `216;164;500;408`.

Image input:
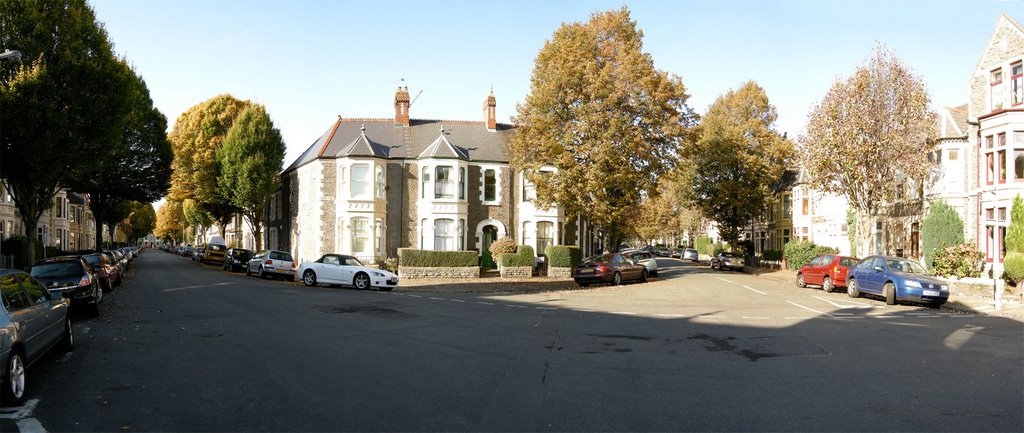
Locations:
61;316;74;352
245;265;252;277
259;266;267;279
353;272;370;290
651;270;658;278
847;278;860;298
640;269;648;283
796;273;806;288
822;276;833;293
3;350;26;406
303;270;317;287
884;282;896;305
612;272;622;286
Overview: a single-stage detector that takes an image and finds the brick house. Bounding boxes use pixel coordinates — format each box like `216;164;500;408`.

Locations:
266;87;594;266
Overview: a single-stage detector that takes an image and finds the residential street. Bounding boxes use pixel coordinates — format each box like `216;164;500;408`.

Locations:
3;251;1022;432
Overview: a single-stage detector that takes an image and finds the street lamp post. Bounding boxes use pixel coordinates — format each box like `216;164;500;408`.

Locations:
0;49;23;264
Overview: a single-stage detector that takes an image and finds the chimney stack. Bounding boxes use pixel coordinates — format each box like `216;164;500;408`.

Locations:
394;86;410;127
483;88;496;131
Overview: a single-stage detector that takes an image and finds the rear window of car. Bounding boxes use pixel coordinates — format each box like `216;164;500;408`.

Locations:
31;261;83;278
82;255;102;266
208;245;226;252
270;251;293;262
839;257;858;267
232;250;252;259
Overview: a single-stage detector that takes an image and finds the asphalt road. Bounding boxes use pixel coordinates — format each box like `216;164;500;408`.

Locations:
3;251;1022;432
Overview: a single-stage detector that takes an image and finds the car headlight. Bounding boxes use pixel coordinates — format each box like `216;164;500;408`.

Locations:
904;280;921;288
940;285;949;291
371;271;385;277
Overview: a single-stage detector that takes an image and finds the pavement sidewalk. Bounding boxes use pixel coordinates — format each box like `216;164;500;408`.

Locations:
745;266;1024;320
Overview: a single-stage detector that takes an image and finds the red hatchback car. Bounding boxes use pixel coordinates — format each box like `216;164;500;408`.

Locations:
796;255;860;293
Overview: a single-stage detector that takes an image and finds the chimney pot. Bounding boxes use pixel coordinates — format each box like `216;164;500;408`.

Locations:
483;89;496;131
395;86;410;127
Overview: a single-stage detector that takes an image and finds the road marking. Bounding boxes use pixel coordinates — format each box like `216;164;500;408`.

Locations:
696;314;724;318
784;316;813;319
655;313;687;318
477;302;495;306
535;307;558;310
715;277;734;283
429;297;445;301
832;313;854;316
449;299;466;303
407;294;422;298
742;316;769;319
163;282;236;292
17;418;46;433
612;311;637;315
813;296;880;309
504;304;519;308
787;300;835;318
572;309;596;313
742;285;767;295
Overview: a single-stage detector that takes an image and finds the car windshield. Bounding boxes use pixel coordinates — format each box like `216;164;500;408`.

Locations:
82;255;102;266
887;259;927;274
31;262;81;278
582;255;610;265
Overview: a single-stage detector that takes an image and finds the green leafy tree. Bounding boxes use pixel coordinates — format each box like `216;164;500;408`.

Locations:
1;0;126;260
126;202;157;242
217;104;286;251
677;81;794;245
72;58;173;250
1004;195;1024;253
508;7;696;249
800;45;936;257
920;200;964;267
168;94;251;234
182;198;213;244
97;198;133;248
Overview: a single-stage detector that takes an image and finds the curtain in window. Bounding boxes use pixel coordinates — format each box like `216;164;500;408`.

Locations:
434;219;454;251
435;167;453;198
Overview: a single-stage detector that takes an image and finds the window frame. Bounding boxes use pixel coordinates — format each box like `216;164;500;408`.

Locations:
434;218;455;251
483;169;497;203
351;217;369;254
992;68;1004;111
435;166;453;199
350;164;370;198
1012;62;1023;107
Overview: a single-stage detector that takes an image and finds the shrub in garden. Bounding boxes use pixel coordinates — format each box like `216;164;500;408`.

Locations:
710;242;728;256
783;240;839;271
544;245;582;267
921;200;965;268
397;248;478;267
500;245;535;267
489;236;518;257
760;249;783;261
930;242;984;279
694;237;712;257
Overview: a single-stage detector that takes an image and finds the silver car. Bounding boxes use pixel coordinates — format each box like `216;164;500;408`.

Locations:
1;269;72;405
625;251;658;278
247;250;296;280
683;248;699;262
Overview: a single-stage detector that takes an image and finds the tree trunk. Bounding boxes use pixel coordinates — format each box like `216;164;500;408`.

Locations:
243;209;263;251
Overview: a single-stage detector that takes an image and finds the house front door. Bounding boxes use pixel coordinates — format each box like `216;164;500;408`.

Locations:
481;226;498;269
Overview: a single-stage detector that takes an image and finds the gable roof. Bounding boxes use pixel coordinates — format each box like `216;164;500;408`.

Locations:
937;104;969;138
284;117;514;173
970;13;1024;82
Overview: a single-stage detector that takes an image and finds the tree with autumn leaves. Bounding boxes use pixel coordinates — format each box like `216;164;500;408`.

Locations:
167;95;285;250
509;7;696;249
800;45;936;257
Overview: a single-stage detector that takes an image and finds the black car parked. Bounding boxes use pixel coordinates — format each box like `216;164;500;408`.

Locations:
30;257;102;316
223;248;253;272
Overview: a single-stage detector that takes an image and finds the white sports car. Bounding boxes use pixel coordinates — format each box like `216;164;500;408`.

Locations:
298;254;398;291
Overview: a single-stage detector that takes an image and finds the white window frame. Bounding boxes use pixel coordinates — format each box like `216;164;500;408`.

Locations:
351;164;370;198
434;218;455;251
351;217;369;254
435;166;454;199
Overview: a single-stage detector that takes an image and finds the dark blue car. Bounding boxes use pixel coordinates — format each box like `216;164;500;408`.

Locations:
846;255;949;307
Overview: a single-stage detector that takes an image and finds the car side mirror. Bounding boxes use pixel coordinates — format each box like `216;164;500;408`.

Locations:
48;290;65;301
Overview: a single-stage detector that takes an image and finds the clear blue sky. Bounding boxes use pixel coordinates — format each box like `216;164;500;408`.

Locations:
90;0;1022;167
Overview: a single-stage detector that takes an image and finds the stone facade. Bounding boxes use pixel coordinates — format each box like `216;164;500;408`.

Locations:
319;160;337;254
399;266;480;279
548;267;573;279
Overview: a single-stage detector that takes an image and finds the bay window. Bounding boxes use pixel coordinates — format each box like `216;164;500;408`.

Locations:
421;168;430;199
375;219;384;256
434;219;454;251
351;164;369;197
537;221;554;255
375;167;385;198
459;167;465;200
351;217;369;253
435;166;453;199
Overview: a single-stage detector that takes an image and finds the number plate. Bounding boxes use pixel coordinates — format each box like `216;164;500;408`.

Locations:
579;268;594;274
923;290;940;297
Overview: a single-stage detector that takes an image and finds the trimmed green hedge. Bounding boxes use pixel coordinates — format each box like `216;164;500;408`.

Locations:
783;240;839;271
694;237;712;257
544;245;583;267
398;248;478;267
500;245;535;267
760;249;783;261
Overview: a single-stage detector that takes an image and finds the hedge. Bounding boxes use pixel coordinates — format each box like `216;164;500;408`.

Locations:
544;245;583;267
694;237;712;257
760;249;783;261
783;240;839;271
398;248;478;267
1003;252;1024;286
500;245;535;267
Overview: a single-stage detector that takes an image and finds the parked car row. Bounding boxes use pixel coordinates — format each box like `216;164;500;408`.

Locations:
2;245;143;406
796;254;948;307
166;244;401;291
